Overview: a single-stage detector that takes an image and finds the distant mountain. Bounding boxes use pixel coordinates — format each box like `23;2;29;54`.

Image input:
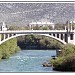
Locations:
0;3;74;26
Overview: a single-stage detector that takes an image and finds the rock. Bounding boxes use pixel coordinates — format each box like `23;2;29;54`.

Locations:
51;56;57;60
42;62;52;67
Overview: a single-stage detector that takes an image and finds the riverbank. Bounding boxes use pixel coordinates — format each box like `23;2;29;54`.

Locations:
49;44;75;71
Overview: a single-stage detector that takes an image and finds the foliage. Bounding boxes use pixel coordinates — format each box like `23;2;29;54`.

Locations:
50;44;75;71
60;54;75;71
17;35;63;49
50;57;65;68
51;54;75;71
0;38;20;60
60;44;75;56
55;23;65;30
0;47;3;60
9;25;30;30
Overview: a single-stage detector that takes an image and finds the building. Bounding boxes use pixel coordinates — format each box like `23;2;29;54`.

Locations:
70;21;75;24
29;21;55;29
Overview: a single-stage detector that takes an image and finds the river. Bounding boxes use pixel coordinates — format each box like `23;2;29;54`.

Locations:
0;50;56;72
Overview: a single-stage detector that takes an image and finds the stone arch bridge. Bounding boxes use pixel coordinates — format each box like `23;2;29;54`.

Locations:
0;29;75;45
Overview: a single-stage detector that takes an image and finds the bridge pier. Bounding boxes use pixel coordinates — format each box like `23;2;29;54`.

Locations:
59;34;61;40
51;34;53;36
63;34;65;41
8;34;10;38
11;34;14;36
0;34;1;41
3;34;6;40
66;32;75;45
67;33;71;44
73;32;75;45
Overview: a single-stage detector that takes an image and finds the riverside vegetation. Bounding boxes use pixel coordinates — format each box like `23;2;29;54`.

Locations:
50;44;75;71
17;34;63;50
0;38;20;59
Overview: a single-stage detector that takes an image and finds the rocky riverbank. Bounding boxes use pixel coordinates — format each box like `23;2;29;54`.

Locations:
44;44;75;71
42;62;52;67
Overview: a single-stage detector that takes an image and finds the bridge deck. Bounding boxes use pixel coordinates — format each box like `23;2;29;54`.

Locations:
0;30;74;34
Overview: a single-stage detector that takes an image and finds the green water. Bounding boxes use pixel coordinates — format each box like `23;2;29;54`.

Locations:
0;50;56;72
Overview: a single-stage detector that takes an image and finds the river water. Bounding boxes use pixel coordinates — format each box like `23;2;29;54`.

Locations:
0;50;56;72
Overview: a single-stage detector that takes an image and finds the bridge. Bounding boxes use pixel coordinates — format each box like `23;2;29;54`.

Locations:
0;22;75;45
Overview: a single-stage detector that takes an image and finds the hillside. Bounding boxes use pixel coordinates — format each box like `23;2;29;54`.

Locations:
0;3;74;26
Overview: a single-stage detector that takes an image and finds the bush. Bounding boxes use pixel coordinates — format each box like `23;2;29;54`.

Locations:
50;44;75;71
0;38;20;60
50;57;65;70
0;47;2;60
19;35;63;49
61;54;75;71
61;44;75;56
52;55;75;71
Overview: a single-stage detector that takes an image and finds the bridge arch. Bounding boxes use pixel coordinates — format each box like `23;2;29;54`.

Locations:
0;34;67;45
